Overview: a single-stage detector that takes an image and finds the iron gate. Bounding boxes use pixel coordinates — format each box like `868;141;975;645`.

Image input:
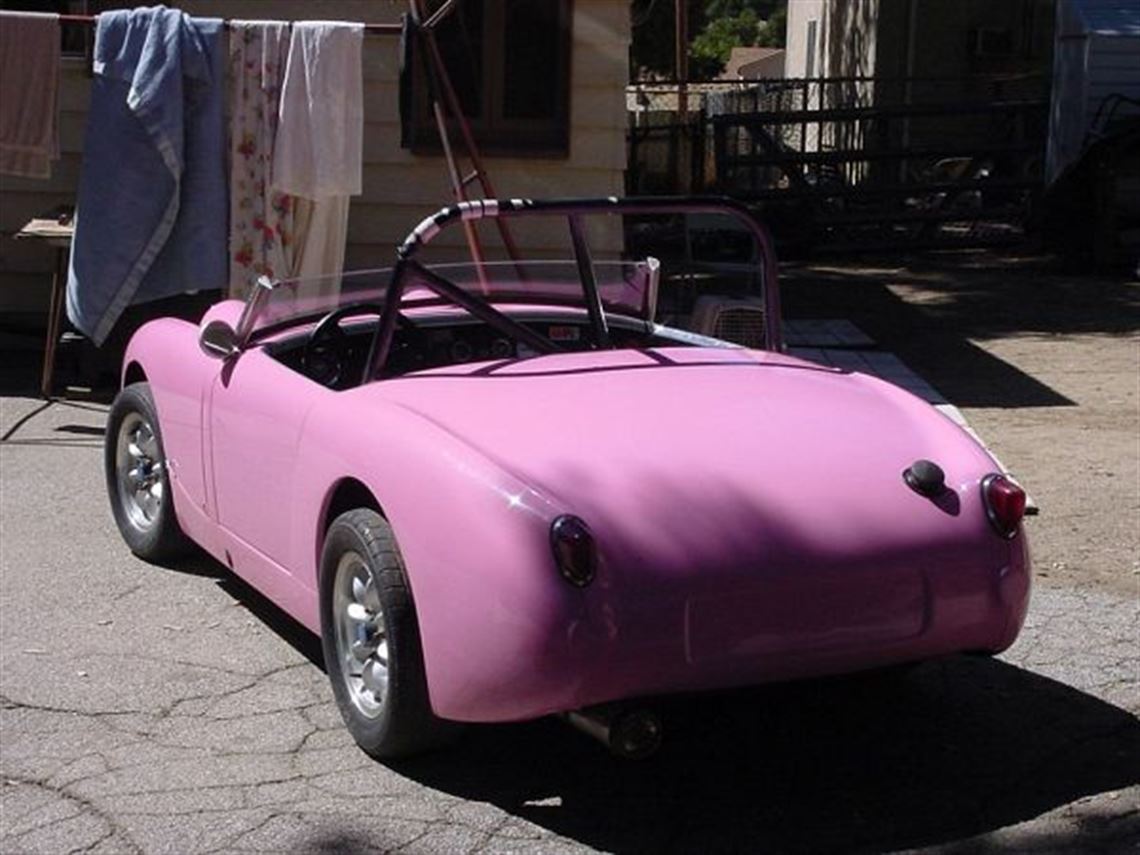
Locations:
628;77;1048;253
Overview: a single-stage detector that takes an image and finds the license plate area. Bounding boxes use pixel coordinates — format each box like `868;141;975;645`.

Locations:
684;569;927;664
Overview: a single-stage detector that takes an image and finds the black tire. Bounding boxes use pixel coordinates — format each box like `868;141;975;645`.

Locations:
104;382;191;562
319;509;458;759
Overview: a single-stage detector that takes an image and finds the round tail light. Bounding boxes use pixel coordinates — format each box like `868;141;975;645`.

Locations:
981;473;1027;539
550;515;597;587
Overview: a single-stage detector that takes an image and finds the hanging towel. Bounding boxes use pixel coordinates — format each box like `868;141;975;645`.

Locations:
228;20;294;297
268;20;364;298
67;7;227;346
288;195;351;289
0;11;61;179
273;21;365;200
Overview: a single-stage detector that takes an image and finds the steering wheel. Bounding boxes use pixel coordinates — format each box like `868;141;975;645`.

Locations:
302;304;387;388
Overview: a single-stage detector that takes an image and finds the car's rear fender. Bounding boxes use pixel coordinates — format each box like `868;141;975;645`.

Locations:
294;398;601;721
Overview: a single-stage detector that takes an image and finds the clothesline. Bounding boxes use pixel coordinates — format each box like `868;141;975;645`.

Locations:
5;4;492;342
54;13;402;36
19;8;377;341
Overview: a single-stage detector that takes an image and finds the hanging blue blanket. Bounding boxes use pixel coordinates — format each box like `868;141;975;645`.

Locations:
66;6;226;345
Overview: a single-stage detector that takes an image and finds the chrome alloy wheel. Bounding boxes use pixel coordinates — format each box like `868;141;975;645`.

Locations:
333;551;389;719
115;412;164;531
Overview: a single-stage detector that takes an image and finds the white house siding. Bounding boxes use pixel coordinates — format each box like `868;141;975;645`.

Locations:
785;0;827;80
0;0;630;317
782;0;878;152
785;0;881;80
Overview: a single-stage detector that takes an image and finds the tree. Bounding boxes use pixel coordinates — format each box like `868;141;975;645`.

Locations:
630;0;787;80
690;9;761;79
756;6;787;48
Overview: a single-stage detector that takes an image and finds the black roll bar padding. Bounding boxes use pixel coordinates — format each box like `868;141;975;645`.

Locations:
367;196;783;380
365;256;410;383
567;214;610;349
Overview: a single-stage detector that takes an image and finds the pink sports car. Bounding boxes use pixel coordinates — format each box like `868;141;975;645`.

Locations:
104;198;1031;759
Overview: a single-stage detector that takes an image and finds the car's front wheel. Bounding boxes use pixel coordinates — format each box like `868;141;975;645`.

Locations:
105;382;191;562
319;509;457;759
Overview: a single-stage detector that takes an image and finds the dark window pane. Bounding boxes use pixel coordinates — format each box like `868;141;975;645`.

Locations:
503;0;562;120
434;0;484;119
407;0;570;156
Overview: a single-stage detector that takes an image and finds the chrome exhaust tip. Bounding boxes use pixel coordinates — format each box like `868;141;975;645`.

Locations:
562;706;663;759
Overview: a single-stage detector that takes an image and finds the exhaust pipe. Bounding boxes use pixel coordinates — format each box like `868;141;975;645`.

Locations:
562;706;663;759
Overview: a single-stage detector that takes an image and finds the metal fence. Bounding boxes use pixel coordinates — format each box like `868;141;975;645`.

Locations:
627;76;1049;253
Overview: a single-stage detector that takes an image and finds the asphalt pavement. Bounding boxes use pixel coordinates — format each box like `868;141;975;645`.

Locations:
1;394;1138;855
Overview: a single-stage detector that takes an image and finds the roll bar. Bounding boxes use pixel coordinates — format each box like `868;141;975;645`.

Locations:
365;196;782;380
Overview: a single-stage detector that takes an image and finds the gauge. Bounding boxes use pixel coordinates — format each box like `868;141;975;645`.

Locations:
491;338;514;359
450;339;473;363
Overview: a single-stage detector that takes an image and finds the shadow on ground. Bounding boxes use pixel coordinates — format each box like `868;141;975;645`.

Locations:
388;659;1139;854
780;250;1139;409
0;345;46;398
162;518;1139;854
215;569;325;668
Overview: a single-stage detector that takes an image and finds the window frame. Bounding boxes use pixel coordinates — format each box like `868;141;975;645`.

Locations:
405;0;574;159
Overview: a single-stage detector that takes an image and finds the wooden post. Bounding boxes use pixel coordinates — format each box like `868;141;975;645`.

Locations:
675;0;689;192
676;0;688;119
713;119;726;189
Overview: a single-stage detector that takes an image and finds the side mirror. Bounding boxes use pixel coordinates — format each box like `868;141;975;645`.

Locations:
199;320;239;360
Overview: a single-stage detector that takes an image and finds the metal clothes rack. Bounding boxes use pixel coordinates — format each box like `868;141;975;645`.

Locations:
55;13;401;35
408;0;523;287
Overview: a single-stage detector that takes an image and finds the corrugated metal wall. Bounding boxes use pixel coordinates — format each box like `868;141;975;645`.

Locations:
1047;0;1140;183
1085;33;1140;127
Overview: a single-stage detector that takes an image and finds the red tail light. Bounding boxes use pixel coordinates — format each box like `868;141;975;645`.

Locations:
550;515;597;587
981;474;1026;539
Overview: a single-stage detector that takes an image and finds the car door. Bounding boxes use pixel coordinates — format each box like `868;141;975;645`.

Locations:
205;347;326;578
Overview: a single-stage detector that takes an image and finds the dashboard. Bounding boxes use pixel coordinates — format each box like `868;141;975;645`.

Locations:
268;312;683;389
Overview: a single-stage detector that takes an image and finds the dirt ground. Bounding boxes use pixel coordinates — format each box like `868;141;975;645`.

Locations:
779;249;1140;599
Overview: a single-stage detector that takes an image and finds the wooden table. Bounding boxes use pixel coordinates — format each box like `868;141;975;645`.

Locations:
15;208;74;399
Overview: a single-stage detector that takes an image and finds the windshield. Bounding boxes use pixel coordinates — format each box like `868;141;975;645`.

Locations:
227;197;781;382
247;259;659;341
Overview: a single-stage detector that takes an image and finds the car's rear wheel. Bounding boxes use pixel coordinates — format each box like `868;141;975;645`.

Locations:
319;509;457;758
105;382;191;562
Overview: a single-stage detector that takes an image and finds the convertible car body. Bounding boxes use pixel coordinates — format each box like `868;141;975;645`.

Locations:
105;197;1031;758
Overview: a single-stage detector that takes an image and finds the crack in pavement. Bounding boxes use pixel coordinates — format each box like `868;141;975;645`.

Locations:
1;775;143;855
